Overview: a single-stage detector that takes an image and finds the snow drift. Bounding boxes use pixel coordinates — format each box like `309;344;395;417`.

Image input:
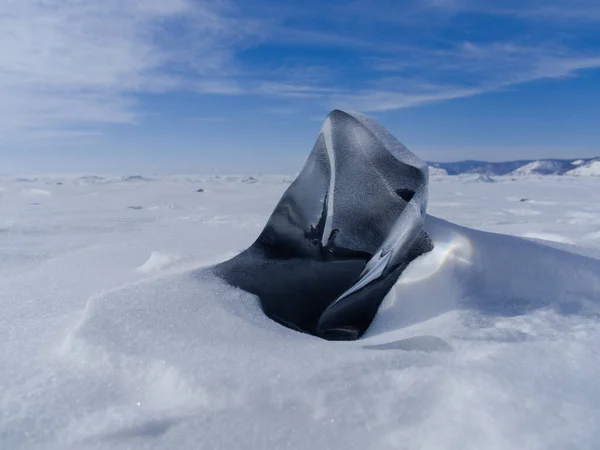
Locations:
47;215;600;449
2;171;600;449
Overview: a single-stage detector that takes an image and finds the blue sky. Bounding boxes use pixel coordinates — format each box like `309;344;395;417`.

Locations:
1;0;600;173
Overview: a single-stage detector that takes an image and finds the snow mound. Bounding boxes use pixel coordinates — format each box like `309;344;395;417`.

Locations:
511;160;563;175
23;188;52;197
241;176;258;184
463;173;496;183
566;160;600;176
4;172;600;449
76;175;109;185
428;166;448;176
519;232;575;245
122;175;154;182
584;231;600;241
137;252;181;273
51;216;600;449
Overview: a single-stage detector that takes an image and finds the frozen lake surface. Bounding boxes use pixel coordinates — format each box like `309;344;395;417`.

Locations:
1;173;600;449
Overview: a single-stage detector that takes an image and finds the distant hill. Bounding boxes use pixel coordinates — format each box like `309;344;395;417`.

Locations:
428;157;600;176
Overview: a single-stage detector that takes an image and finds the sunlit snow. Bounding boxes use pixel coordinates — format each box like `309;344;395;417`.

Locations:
1;173;600;449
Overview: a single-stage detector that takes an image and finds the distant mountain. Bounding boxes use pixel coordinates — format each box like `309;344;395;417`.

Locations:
567;160;600;176
428;157;600;176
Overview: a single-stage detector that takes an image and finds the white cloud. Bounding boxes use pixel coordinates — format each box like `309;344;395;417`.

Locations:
328;41;600;112
257;82;343;99
492;1;600;22
236;1;600;113
416;0;600;22
236;38;600;112
0;0;253;144
2;0;600;144
329;86;486;112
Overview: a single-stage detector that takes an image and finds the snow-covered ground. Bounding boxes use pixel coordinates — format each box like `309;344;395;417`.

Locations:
568;160;600;177
2;173;600;449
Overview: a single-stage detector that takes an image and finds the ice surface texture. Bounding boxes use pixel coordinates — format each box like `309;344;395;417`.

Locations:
4;171;600;448
215;110;433;340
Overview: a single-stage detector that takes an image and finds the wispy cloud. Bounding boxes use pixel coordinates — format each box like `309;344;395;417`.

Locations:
241;0;600;111
329;86;486;112
0;0;255;143
247;38;600;112
481;1;600;22
2;0;600;144
328;42;600;111
257;82;343;99
413;0;600;22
